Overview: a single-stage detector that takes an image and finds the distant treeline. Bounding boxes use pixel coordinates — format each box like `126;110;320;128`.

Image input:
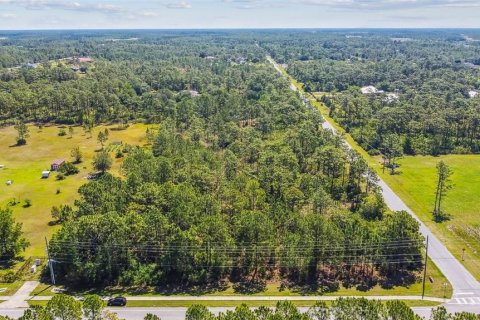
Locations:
262;30;480;155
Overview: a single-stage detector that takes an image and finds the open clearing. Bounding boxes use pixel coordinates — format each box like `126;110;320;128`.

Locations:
375;155;480;280
0;123;152;261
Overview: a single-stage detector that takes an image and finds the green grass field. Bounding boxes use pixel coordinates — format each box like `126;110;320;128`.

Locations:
0;123;153;262
27;299;441;308
376;155;480;280
30;261;451;299
0;281;24;296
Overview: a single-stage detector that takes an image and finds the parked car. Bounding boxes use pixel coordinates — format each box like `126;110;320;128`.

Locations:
107;297;127;306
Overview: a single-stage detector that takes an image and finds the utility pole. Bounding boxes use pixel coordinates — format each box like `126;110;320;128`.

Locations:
45;237;56;285
422;235;429;299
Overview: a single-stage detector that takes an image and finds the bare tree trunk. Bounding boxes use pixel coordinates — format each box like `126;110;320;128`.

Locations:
434;174;442;214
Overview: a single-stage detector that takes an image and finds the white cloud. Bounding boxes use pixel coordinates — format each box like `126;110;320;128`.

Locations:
0;12;17;18
0;0;123;13
294;0;480;10
222;0;288;9
166;1;192;9
0;0;479;28
141;12;159;17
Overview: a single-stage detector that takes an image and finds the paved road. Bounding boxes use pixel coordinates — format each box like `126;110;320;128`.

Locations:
267;56;480;312
0;306;441;319
0;295;445;302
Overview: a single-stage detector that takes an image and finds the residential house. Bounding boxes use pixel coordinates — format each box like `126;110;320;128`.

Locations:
361;86;384;94
51;159;65;171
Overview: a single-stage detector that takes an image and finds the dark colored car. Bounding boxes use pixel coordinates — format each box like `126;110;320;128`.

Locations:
107;297;127;307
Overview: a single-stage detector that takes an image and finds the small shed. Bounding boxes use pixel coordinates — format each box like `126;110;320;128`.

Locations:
42;171;51;179
51;159;65;171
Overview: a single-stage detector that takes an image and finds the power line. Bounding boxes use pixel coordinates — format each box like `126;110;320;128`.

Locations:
48;238;425;250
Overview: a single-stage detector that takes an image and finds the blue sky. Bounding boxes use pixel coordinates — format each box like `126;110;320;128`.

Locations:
0;0;479;29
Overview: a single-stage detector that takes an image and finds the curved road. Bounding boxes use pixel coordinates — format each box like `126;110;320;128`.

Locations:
267;56;480;311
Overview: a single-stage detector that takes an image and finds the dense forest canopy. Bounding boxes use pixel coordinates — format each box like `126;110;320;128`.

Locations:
261;29;480;155
1;29;479;155
5;29;470;290
0;29;427;290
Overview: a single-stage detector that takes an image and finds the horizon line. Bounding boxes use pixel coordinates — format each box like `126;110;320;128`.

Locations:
1;27;480;32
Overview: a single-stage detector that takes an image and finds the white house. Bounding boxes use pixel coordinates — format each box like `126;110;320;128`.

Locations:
361;86;384;94
469;91;478;98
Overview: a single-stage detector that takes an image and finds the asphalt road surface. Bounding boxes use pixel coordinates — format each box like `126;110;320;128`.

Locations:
0;306;433;319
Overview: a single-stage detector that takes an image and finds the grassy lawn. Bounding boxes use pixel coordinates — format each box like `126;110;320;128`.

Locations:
0;281;23;296
31;263;452;299
0;123;153;261
27;299;441;308
375;155;480;280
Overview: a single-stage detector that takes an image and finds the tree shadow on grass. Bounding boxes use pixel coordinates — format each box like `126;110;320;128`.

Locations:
287;284;322;295
379;271;418;290
31;285;54;297
0;257;26;271
232;280;266;294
